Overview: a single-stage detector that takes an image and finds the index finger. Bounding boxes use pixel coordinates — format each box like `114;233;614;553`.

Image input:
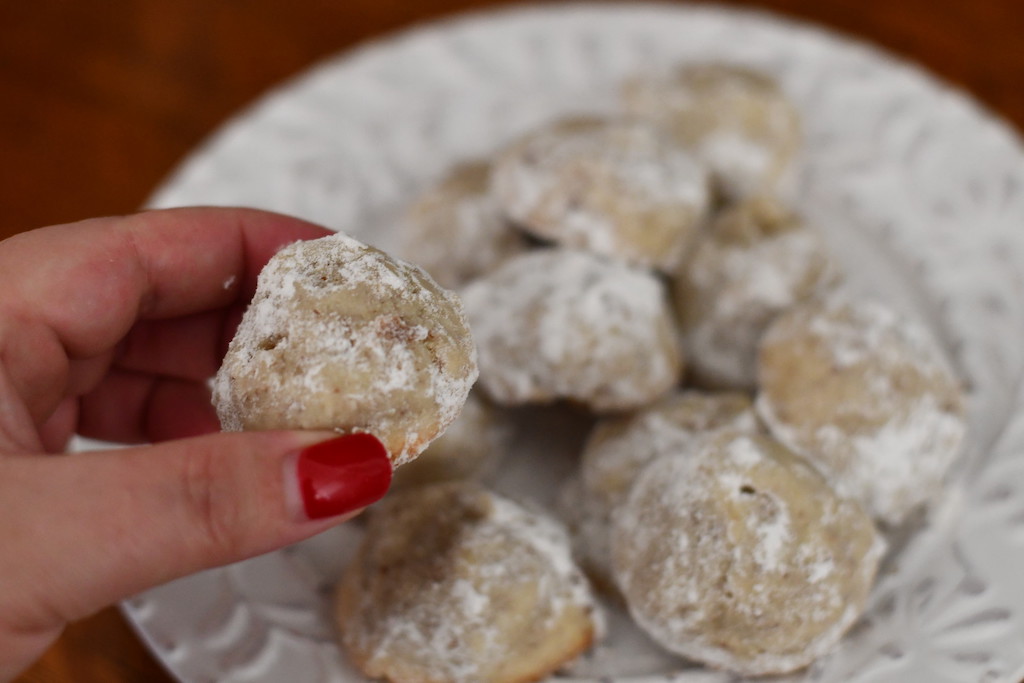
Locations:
0;207;332;438
0;207;332;359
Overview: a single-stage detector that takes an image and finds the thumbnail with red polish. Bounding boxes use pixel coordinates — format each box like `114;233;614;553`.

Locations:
296;433;392;520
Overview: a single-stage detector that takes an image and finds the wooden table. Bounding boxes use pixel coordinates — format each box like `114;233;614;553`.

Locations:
3;1;1024;681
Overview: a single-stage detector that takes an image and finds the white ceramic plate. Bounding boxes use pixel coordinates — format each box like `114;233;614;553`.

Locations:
117;3;1024;682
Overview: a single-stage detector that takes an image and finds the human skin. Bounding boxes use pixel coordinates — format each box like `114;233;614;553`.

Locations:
0;207;392;680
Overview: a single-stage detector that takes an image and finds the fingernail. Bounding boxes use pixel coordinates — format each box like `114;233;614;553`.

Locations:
291;433;392;520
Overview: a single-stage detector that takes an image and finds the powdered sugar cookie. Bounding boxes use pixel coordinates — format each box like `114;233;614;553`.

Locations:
564;391;758;585
336;482;600;683
461;249;682;412
400;160;530;290
212;233;478;466
623;63;801;201
611;431;884;676
674;196;838;389
582;391;758;513
756;295;967;524
491;118;709;272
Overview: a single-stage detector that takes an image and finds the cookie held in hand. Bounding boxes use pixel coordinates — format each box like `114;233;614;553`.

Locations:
213;232;478;466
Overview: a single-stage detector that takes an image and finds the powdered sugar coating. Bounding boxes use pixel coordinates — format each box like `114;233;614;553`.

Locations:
611;432;884;676
399;160;530;290
336;482;600;683
756;294;967;524
582;391;759;512
461;249;683;412
565;391;759;585
491;118;710;272
212;232;478;466
675;196;839;389
622;62;801;201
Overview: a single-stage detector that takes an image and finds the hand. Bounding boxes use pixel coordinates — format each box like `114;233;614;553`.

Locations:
0;207;393;680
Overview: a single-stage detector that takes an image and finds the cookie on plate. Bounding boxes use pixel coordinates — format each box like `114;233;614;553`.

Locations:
336;482;600;683
756;295;967;524
400;160;530;290
491;118;710;272
563;391;758;585
612;431;884;675
462;248;683;412
623;62;801;201
674;196;838;389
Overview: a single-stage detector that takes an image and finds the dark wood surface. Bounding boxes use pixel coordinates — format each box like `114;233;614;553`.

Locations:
3;1;1024;681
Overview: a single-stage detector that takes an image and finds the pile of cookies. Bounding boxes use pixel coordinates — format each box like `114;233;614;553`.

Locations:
216;62;968;681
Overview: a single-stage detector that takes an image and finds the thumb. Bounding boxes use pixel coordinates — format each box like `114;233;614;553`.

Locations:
0;431;391;633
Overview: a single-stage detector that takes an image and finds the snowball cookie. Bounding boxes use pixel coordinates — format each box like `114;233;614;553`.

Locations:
390;390;509;491
399;160;530;290
674;196;838;390
582;391;758;513
611;431;884;676
490;117;710;272
336;482;600;683
462;249;683;412
213;233;478;467
564;391;758;585
756;295;967;525
622;63;801;201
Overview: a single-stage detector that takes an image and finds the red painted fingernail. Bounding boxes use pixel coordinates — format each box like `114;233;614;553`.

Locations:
295;433;392;520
